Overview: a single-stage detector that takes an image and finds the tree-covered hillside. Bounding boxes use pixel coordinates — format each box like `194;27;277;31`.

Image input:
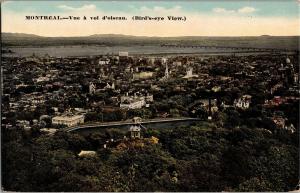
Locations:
2;122;298;192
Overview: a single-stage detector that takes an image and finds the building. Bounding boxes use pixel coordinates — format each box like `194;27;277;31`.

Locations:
1;66;3;96
120;98;146;109
120;93;153;109
286;57;291;64
149;57;155;65
98;58;110;65
165;63;169;79
161;57;167;64
270;83;283;95
40;128;58;135
234;95;252;109
198;98;218;115
89;82;96;94
212;86;221;92
284;123;296;133
264;97;281;107
119;52;129;63
173;61;182;66
294;73;299;84
183;67;198;79
78;150;96;157
133;117;142;123
119;52;128;57
133;72;153;80
52;115;84;127
160;63;170;81
272;116;286;129
16;120;31;130
129;125;141;138
89;82;115;94
35;76;50;83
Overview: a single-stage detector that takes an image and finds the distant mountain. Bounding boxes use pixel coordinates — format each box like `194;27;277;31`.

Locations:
2;33;43;38
88;34;143;38
2;32;299;50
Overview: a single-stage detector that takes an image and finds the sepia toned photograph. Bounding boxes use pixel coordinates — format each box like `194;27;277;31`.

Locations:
1;0;299;192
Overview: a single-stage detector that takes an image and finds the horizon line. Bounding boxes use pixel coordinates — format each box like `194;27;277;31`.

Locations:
2;32;300;38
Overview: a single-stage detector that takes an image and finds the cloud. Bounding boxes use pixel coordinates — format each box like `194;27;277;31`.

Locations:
58;4;96;11
213;8;235;14
238;7;257;13
140;6;182;14
2;1;13;5
213;6;257;14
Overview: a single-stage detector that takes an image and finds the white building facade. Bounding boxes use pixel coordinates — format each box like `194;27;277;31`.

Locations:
234;95;252;109
52;115;84;127
120;93;153;109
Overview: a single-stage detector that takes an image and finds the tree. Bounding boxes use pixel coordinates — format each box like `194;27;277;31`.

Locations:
236;177;272;192
224;109;241;128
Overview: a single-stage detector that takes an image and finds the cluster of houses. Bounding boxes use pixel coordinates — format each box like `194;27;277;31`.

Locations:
120;92;153;109
1;51;299;134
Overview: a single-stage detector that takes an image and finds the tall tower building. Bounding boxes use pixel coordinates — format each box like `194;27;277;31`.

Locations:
165;63;169;79
1;66;3;96
187;67;193;77
286;56;291;64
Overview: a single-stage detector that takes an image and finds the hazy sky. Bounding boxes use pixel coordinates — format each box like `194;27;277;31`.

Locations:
2;0;300;37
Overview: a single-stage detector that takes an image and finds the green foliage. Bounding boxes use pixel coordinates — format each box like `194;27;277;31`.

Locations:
2;124;299;192
224;109;241;128
235;177;273;192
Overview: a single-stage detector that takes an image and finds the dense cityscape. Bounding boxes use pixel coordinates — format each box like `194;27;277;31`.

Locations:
1;50;299;191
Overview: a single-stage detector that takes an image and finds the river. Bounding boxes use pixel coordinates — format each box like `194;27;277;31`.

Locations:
2;45;285;57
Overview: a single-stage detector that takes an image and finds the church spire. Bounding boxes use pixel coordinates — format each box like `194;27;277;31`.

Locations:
165;63;169;79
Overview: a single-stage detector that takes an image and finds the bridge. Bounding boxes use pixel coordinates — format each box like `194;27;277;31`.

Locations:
160;44;297;53
63;117;202;133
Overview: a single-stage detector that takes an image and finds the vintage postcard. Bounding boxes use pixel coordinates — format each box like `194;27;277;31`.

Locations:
1;0;299;192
